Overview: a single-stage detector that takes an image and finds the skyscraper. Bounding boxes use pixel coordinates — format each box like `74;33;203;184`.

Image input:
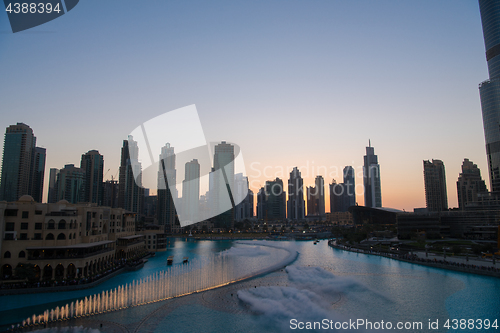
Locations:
118;136;143;214
330;166;356;213
287;167;305;220
0;123;45;203
56;164;85;204
30;147;46;203
157;143;177;231
423;159;448;212
264;178;286;220
307;175;325;217
234;173;253;221
80;150;104;205
457;158;488;209
363;141;382;207
212;142;235;229
182;159;200;222
479;0;500;193
47;168;59;203
256;187;266;220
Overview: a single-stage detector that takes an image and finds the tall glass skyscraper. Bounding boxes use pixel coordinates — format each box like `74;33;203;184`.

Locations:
0;123;45;203
479;0;500;193
363;141;382;208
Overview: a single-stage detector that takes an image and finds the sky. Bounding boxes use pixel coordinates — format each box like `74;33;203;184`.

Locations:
0;0;490;212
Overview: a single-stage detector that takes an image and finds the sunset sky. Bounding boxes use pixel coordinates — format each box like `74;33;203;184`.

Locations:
0;0;490;212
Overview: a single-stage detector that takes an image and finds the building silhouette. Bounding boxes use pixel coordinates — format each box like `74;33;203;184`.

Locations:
330;166;356;213
47;168;59;204
157;143;177;232
287;167;305;220
457;158;488;209
30;147;46;203
118;136;143;215
307;175;325;217
80;150;104;205
55;164;85;204
264;178;286;220
182;159;200;223
212;142;235;229
479;0;500;193
103;179;119;208
363;141;382;207
0;123;46;203
234;173;253;221
423;159;448;212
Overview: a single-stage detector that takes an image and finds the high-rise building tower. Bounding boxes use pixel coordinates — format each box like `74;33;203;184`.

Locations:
457;158;488;209
423;159;448;212
80;150;104;205
256;187;266;220
56;164;85;204
234;173;253;221
479;0;500;193
30;147;46;203
182;159;200;222
157;143;177;231
264;178;286;220
212;141;235;229
0;123;45;203
331;166;357;213
118;136;143;214
287;167;305;220
363;141;382;207
307;175;325;217
47;168;59;203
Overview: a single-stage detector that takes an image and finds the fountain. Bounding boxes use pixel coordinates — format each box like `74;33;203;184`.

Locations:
12;245;298;331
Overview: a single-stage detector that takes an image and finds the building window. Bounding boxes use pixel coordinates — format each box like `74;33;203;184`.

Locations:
21;223;28;230
48;220;55;229
4;234;14;240
35;210;42;215
5;223;14;231
19;233;28;240
46;233;54;240
34;233;42;240
22;211;29;219
4;209;17;217
57;233;66;240
35;223;42;230
4;251;11;258
18;251;26;258
58;221;66;229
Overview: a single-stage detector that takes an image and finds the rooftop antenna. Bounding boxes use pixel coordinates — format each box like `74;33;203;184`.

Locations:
369;139;371;147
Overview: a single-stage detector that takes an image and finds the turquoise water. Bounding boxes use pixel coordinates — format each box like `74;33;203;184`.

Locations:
1;239;499;332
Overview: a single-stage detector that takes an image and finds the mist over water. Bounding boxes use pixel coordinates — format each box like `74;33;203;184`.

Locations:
237;266;391;332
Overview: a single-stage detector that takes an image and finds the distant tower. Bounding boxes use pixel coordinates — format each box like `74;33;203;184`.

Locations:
47;168;59;203
479;0;500;193
256;187;266;220
234;173;253;221
363;141;382;207
81;150;104;205
157;143;177;232
182;159;200;222
307;175;325;217
118;136;143;214
0;123;45;202
212;141;235;229
423;159;448;212
56;164;85;203
264;178;286;220
457;158;488;209
287;167;305;220
30;147;46;203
